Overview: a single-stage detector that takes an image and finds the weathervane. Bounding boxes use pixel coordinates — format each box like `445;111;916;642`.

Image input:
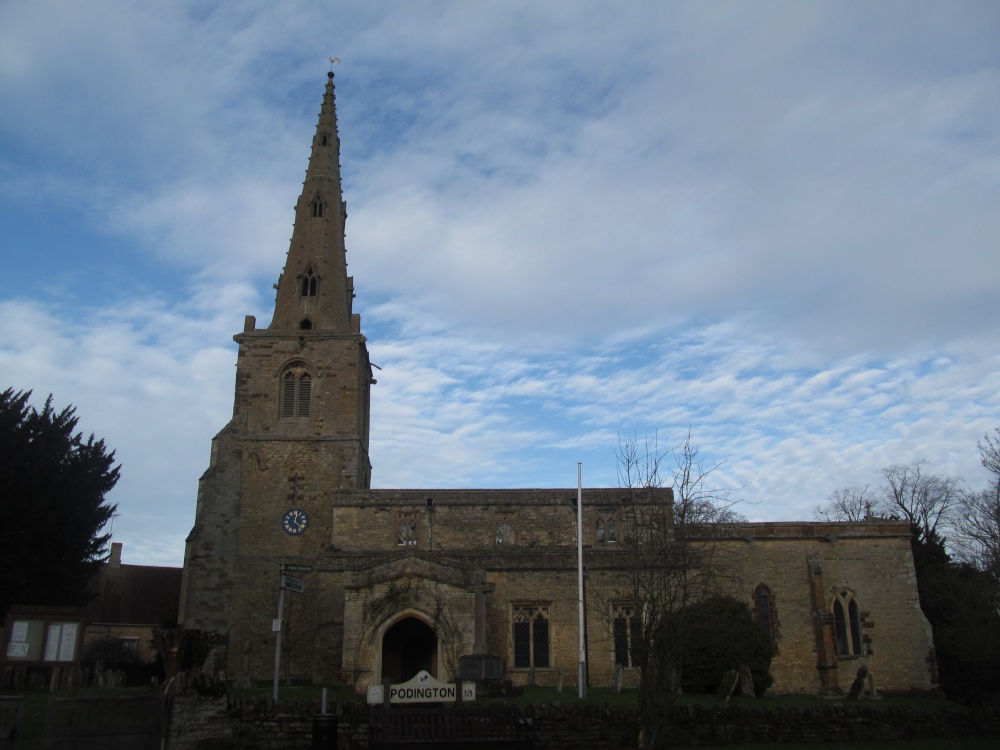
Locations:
329;57;341;72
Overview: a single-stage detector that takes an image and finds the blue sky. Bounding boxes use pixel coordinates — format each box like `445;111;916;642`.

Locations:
2;1;998;566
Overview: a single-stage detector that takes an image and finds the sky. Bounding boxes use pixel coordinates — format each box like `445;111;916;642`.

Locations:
1;0;998;567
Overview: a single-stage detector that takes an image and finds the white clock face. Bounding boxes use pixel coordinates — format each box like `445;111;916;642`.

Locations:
282;508;309;535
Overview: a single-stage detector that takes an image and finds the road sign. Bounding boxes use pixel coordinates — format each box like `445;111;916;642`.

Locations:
281;564;313;573
272;619;281;632
282;575;305;593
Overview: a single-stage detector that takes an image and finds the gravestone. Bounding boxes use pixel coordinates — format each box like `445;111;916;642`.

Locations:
847;664;869;699
715;669;739;702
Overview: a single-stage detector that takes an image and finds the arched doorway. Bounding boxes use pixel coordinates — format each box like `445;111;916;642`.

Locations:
381;616;438;683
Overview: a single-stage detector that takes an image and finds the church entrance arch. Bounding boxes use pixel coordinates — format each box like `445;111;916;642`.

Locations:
380;616;438;684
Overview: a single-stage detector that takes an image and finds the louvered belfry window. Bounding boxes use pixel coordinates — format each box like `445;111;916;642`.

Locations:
281;367;311;418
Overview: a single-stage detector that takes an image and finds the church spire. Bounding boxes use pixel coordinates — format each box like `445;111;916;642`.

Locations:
269;71;355;332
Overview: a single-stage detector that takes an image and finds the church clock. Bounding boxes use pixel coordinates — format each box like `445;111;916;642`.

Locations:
282;509;309;535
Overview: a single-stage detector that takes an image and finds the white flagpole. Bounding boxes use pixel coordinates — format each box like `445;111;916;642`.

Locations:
577;461;586;699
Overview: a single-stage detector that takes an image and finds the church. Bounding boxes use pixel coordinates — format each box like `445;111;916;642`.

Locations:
178;72;938;696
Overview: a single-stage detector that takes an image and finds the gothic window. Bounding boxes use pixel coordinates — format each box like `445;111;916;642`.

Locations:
612;603;641;668
512;604;550;669
496;513;517;545
281;367;311;418
833;589;864;657
320;133;329;147
753;583;779;652
596;512;617;543
301;267;318;297
311;195;324;218
396;511;418;546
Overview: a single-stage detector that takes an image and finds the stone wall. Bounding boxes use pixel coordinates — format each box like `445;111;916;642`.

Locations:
165;691;1000;750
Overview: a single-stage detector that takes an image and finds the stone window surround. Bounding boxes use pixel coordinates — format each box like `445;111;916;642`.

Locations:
511;602;552;671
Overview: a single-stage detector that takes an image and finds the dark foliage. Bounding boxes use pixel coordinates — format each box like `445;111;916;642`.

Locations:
81;636;165;686
0;388;119;620
676;595;774;696
151;628;226;680
911;525;1000;703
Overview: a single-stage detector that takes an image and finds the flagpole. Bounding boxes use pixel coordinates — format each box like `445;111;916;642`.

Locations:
577;462;586;699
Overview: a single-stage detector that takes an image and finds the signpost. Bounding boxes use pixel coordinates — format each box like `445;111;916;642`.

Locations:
273;564;307;703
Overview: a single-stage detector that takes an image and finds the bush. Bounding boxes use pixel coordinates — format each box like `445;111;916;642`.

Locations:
677;595;774;696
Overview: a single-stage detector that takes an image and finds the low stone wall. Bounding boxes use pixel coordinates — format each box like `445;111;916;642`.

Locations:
165;690;1000;750
662;702;1000;745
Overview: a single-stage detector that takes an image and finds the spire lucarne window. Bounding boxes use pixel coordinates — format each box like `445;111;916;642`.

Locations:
301;267;318;297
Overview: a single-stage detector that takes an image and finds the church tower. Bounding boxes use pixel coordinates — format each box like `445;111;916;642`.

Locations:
179;72;373;636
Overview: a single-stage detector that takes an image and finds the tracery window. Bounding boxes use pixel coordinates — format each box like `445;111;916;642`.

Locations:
753;583;779;652
496;513;517;545
281;366;312;418
512;604;550;669
301;267;318;297
311;194;324;218
596;512;617;543
833;589;864;657
612;603;641;668
396;511;418;546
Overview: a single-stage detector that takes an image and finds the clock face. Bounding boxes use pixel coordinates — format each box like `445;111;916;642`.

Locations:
282;508;309;535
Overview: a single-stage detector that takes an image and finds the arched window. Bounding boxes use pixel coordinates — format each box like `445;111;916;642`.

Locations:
512;604;550;669
281;367;311;418
753;583;778;651
833;589;864;657
311;195;324;218
301;267;318;297
612;603;641;668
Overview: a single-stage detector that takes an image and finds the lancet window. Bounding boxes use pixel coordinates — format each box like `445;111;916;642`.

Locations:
833;589;864;657
301;267;318;297
753;583;779;652
280;365;312;418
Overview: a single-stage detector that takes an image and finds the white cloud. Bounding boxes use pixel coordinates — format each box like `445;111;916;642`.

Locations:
1;1;998;565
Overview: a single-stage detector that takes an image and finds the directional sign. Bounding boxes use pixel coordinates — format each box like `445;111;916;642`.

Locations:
282;576;305;593
282;564;313;573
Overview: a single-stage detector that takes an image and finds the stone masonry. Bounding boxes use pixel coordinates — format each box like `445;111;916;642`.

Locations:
178;72;938;698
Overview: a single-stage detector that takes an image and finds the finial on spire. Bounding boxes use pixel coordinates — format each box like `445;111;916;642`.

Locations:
329;57;340;75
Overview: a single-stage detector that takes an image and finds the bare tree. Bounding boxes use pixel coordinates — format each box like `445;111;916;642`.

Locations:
247;571;318;686
881;462;961;539
614;430;743;750
955;429;1000;573
817;462;961;542
815;485;875;522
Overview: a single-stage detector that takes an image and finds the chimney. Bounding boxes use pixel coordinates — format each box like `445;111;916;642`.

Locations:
109;542;123;568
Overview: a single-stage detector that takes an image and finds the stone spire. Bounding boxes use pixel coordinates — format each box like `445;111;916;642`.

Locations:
269;72;354;332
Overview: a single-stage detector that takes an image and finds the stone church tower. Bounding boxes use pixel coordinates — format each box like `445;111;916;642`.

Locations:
177;73;937;698
178;72;373;633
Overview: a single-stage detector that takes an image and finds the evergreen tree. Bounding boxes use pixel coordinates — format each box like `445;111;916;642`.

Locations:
0;388;119;621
